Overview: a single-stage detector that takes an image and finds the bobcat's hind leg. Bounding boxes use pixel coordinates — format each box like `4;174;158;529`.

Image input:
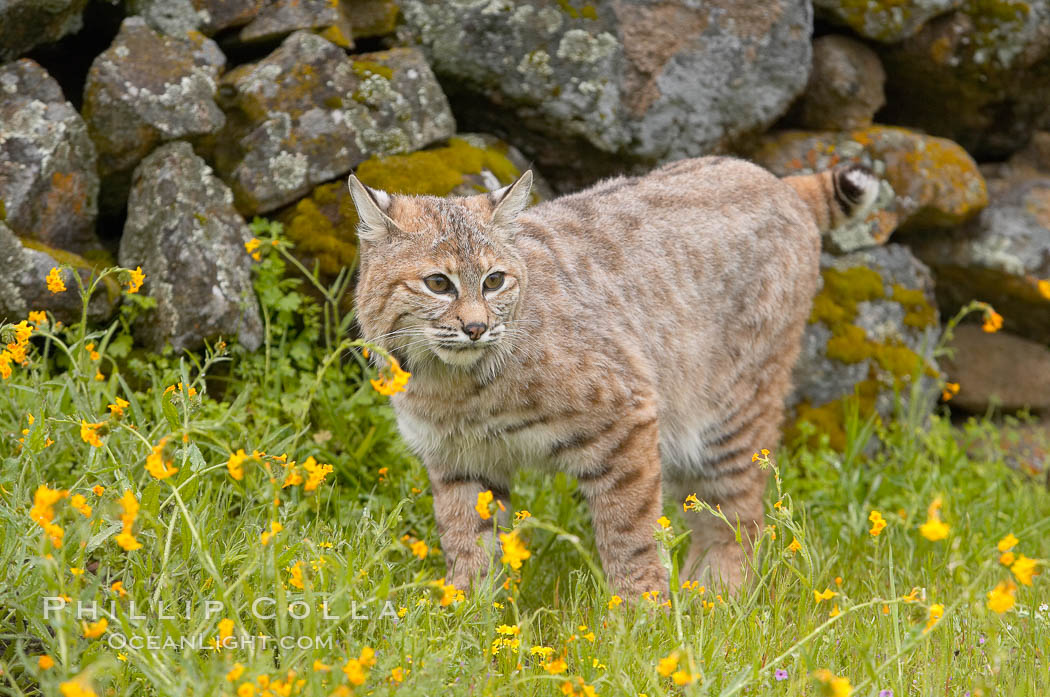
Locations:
669;398;782;594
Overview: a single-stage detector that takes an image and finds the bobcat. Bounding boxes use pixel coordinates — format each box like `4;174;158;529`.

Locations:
349;157;878;598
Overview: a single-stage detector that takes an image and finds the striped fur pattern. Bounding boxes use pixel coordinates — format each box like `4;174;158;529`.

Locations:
349;157;879;598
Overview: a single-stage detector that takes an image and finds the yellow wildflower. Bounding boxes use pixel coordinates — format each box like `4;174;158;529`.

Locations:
245;238;261;254
302;456;333;491
261;521;283;546
145;437;178;480
80;420;104;447
657;651;679;677
390;666;404;682
813;670;852;697
70;494;92;518
28;310;47;325
683;493;700;512
226;663;245;682
987;580;1017;613
814;588;837;604
410;539;428;559
919;497;949;541
227;449;248;481
475;490;494;520
924;603;943;633
657;516;671;529
111;580;127;597
108;397;129;417
82;617;108;638
1010;554;1039;586
38;654;55;669
433;578;464;606
982;306;1003;333
544;657;567;675
608;595;623;609
46;267;66;293
114;489;142;551
500;529;531;570
515;509;532;521
369;355;411;395
287;561;304;589
59;681;97;697
788;537;802;553
869;510;886;536
942;382;960;401
998;533;1019;553
672;670;696;686
126;266;145;294
29;484;68;547
85;342;100;361
237;682;255;697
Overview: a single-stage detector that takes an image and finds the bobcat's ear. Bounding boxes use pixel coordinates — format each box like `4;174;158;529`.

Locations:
489;170;533;229
347;174;401;243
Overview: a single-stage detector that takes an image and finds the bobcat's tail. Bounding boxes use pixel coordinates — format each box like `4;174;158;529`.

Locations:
783;163;880;233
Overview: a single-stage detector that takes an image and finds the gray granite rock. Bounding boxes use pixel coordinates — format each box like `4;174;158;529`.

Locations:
212;33;455;214
0;0;89;61
789;245;941;449
0;220;117;325
402;0;812;191
239;0;353;47
785;35;885;131
879;1;1050;159
813;0;963;42
82;16;226;213
193;0;263;34
908;176;1050;344
119;142;262;351
0;59;100;254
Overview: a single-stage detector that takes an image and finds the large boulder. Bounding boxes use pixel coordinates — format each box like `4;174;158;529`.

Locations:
82;17;227;213
119;142;262;352
350;0;399;38
194;0;263;35
277;134;552;277
0;0;89;61
402;0;813;191
942;325;1050;413
788;245;941;450
878;2;1050;160
0;221;118;325
813;0;963;42
750;126;987;253
783;35;885;131
239;0;354;47
212;33;455;214
907;176;1050;344
0;59;100;255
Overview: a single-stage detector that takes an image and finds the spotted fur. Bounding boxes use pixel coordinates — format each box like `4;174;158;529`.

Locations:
349;157;879;597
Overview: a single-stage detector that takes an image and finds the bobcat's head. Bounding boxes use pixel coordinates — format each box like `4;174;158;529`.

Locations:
349;171;533;372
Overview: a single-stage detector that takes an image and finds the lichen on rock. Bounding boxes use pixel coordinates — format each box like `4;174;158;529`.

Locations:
751;125;988;252
213;33;455;214
118;142;262;352
401;0;812;190
0;59;100;255
276;134;551;277
82;16;227;213
0;0;89;61
788;245;941;450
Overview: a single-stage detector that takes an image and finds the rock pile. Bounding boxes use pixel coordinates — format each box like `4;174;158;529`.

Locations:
2;0;1048;442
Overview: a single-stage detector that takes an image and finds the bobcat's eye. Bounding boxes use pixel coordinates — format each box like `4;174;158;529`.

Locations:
424;274;453;294
483;272;505;291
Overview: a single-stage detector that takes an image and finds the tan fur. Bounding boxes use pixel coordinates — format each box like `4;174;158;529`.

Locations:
350;156;878;598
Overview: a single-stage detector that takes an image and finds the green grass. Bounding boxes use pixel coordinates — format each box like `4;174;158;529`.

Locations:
1;221;1048;697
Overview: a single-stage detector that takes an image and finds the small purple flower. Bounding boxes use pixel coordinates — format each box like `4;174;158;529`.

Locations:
774;669;789;681
978;635;986;645
878;690;894;697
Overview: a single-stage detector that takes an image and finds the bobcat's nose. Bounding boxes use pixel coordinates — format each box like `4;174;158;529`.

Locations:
463;322;487;341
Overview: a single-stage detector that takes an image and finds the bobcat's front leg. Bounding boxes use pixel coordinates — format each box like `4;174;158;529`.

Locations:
574;416;668;600
429;468;510;591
